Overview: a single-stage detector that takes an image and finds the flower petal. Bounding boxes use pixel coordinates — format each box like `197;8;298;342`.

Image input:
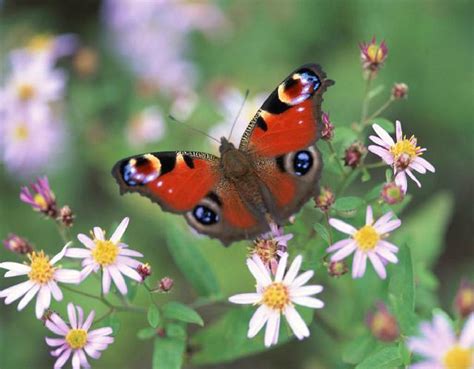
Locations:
55;269;81;284
274;253;289;283
228;293;261;305
406;169;422;187
290;285;323;297
283;254;302;285
247;305;269;338
291;270;314;288
326;239;352;253
292;296;324;309
0;262;30;273
374;211;395;229
68;303;77;329
247;257;272;287
77;234;95;249
369;135;390;148
373;123;395;146
65;248;91;258
375;219;401;234
331;243;357;262
3;280;35;304
368;253;387;279
375;246;398;263
395;172;408;193
110;217;129;244
93;227;104;241
264;311;280;347
368;145;394;164
395;120;402;141
82;310;95;331
54;349;72;369
459;313;474;348
329;218;357;235
108;265;128;295
366;206;374;225
50;243;71;265
284;305;310;340
17;283;40;311
102;269;111;294
414;157;435;173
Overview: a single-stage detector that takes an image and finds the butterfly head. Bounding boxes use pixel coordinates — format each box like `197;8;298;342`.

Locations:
219;136;237;155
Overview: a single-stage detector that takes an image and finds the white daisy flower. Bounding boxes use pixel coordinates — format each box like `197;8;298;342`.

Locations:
368;120;435;193
0;243;81;319
327;206;401;279
408;311;474;369
229;253;324;347
66;217;143;295
45;303;114;369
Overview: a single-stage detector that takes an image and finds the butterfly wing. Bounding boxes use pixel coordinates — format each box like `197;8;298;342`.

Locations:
112;151;268;245
239;64;333;222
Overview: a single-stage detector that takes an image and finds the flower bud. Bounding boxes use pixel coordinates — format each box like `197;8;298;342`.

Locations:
20;177;58;218
381;182;404;205
159;277;174;292
136;263;152;282
391;83;408;100
344;141;367;168
454;279;474;318
359;37;388;73
321;112;334;141
314;187;335;212
3;233;34;255
58;205;75;227
73;47;99;78
327;260;348;277
366;302;399;342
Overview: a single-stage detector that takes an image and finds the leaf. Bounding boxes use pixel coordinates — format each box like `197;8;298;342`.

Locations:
314;223;330;245
381;193;412;215
388;244;417;335
152;334;186;369
355;346;402;369
373;118;395;133
365;183;383;201
361;168;371;182
162;302;204;326
102;313;121;335
137;327;157;340
342;334;376;364
333;196;364;212
165;223;221;298
399;340;411;365
148;304;161;328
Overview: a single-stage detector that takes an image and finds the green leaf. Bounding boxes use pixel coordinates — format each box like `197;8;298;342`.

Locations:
373;118;395;133
148;305;161;328
361;168;371;182
333;126;358;147
314;223;330;245
333;196;364;212
152;334;186;369
355;346;402;369
388;244;417;335
399;340;411;365
165;223;221;298
342;334;376;364
102;313;121;335
137;327;157;340
162;302;204;326
365;183;383;201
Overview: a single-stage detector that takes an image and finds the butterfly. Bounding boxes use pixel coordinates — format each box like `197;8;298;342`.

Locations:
112;64;334;245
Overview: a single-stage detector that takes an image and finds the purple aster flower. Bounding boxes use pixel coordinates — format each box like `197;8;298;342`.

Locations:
20;176;58;217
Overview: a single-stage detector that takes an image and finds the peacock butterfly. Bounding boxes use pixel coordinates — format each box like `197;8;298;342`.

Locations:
112;64;334;245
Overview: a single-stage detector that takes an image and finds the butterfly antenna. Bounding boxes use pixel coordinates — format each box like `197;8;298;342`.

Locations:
168;115;220;144
227;89;249;141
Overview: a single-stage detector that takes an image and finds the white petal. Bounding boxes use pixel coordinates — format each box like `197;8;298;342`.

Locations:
55;269;81;284
373;123;395;146
274;253;289;282
247;257;272;287
228;293;261;305
116;263;142;282
65;248;91;258
247;305;269;338
284;305;310;340
366;206;374;225
68;303;77;328
17;284;40;310
292;296;324;309
119;249;143;257
50;243;71;265
108;265;128;295
406;169;422;187
331;243;357;262
368;145;394;164
77;234;95;249
83;310;95;331
414;157;435;173
375;219;401;234
93;227;104;241
110;217;129;244
352;251;365;278
283;254;302;284
0;262;30;273
368;253;387;279
369;135;390;148
3;280;35;304
38;285;52;312
329;218;357;235
102;268;111;294
72;351;80;369
375;246;398;263
291;270;314;288
395;120;403;141
290;285;323;297
459;313;474;348
264;311;280;347
4;269;29;278
49;281;63;301
374;211;395;228
395;171;408;193
326;239;352;253
379;240;399;253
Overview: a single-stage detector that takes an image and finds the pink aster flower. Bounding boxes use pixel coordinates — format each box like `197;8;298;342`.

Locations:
368;120;435;193
0;243;80;318
359;36;388;73
327;206;401;279
20;176;58;217
66;217;143;295
45;303;114;369
408;311;474;369
229;253;324;347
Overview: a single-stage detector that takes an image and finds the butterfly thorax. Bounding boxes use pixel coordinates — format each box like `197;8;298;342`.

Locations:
219;137;253;179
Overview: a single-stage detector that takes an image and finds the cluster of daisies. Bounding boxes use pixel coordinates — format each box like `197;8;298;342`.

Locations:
0;34;77;175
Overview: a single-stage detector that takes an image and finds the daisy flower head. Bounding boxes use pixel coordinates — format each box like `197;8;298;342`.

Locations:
66;217;143;295
0;243;81;318
368;120;435;193
327;206;401;279
45;303;114;369
408;311;474;369
229;253;324;347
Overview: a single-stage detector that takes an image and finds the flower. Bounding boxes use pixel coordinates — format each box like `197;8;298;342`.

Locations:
327;260;348;277
136;263;152;282
58;205;75;227
229;253;324;347
366;302;399;342
327;206;401;279
314;186;335;212
454;280;474;318
209;88;268;146
126;106;166;147
249;223;293;275
320;112;334;140
392;83;409;100
45;303;114;369
158;277;174;292
381;182;405;205
359;37;388;73
368;120;435;193
343;141;367;168
20;176;58;217
66;217;143;295
3;233;34;255
408;311;474;369
0;243;81;318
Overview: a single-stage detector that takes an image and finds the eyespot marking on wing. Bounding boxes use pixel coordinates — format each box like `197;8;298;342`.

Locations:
122;153;162;186
277;70;321;106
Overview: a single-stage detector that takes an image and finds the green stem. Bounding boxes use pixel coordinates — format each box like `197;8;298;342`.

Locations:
94;308;115;324
324;212;333;245
189;296;227;309
326;141;347;179
363;97;394;125
363;161;387;170
359;73;374;125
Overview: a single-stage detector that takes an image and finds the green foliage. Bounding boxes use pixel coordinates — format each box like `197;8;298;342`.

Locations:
355;346;402;369
148;305;161;328
162;302;204;326
333;196;365;213
342;334;376;365
152;328;186;369
373;118;395;133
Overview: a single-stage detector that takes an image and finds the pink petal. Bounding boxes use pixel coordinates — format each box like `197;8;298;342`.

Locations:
110;217;129;244
373;124;395;146
66;248;91;258
50;313;70;334
77;349;90;369
54;349;72;369
82;310;95;331
115;263;142;282
374;211;395;229
406;169;422;187
369;135;390;148
414;157;435;173
68;303;77;328
366;206;374;225
395;171;408;193
459;313;474;348
326;239;353;253
118;248;143;257
102;269;111;294
375;246;398;263
395;120;403;141
77;234;95;249
379;240;399;253
108;265;128;295
409;160;427;174
46;337;66;347
375;219;401;234
88;327;113;337
368;253;387;279
49;281;63;301
368;145;394;164
329;218;357;235
331;243;357;262
72;351;80;369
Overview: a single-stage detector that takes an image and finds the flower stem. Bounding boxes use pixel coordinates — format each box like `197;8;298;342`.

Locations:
324;212;333;245
326;141;347;179
363;97;394;125
363;161;387;170
359;73;374;125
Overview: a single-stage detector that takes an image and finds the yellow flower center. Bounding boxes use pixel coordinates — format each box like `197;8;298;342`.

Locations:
28;251;55;284
13;124;29;141
34;193;48;210
17;84;36;101
390;137;420;160
261;282;290;311
443;346;472;369
65;329;88;350
27;34;53;52
367;44;384;62
251;239;278;264
92;240;119;266
460;289;474;306
354;225;380;251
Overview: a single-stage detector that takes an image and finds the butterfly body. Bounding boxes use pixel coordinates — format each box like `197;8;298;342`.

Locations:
112;64;334;245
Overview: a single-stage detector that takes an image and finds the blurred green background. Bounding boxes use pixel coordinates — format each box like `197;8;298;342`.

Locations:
0;1;473;368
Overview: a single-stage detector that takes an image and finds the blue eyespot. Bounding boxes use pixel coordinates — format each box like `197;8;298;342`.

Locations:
122;163;138;186
300;72;320;92
193;205;219;225
293;150;313;176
